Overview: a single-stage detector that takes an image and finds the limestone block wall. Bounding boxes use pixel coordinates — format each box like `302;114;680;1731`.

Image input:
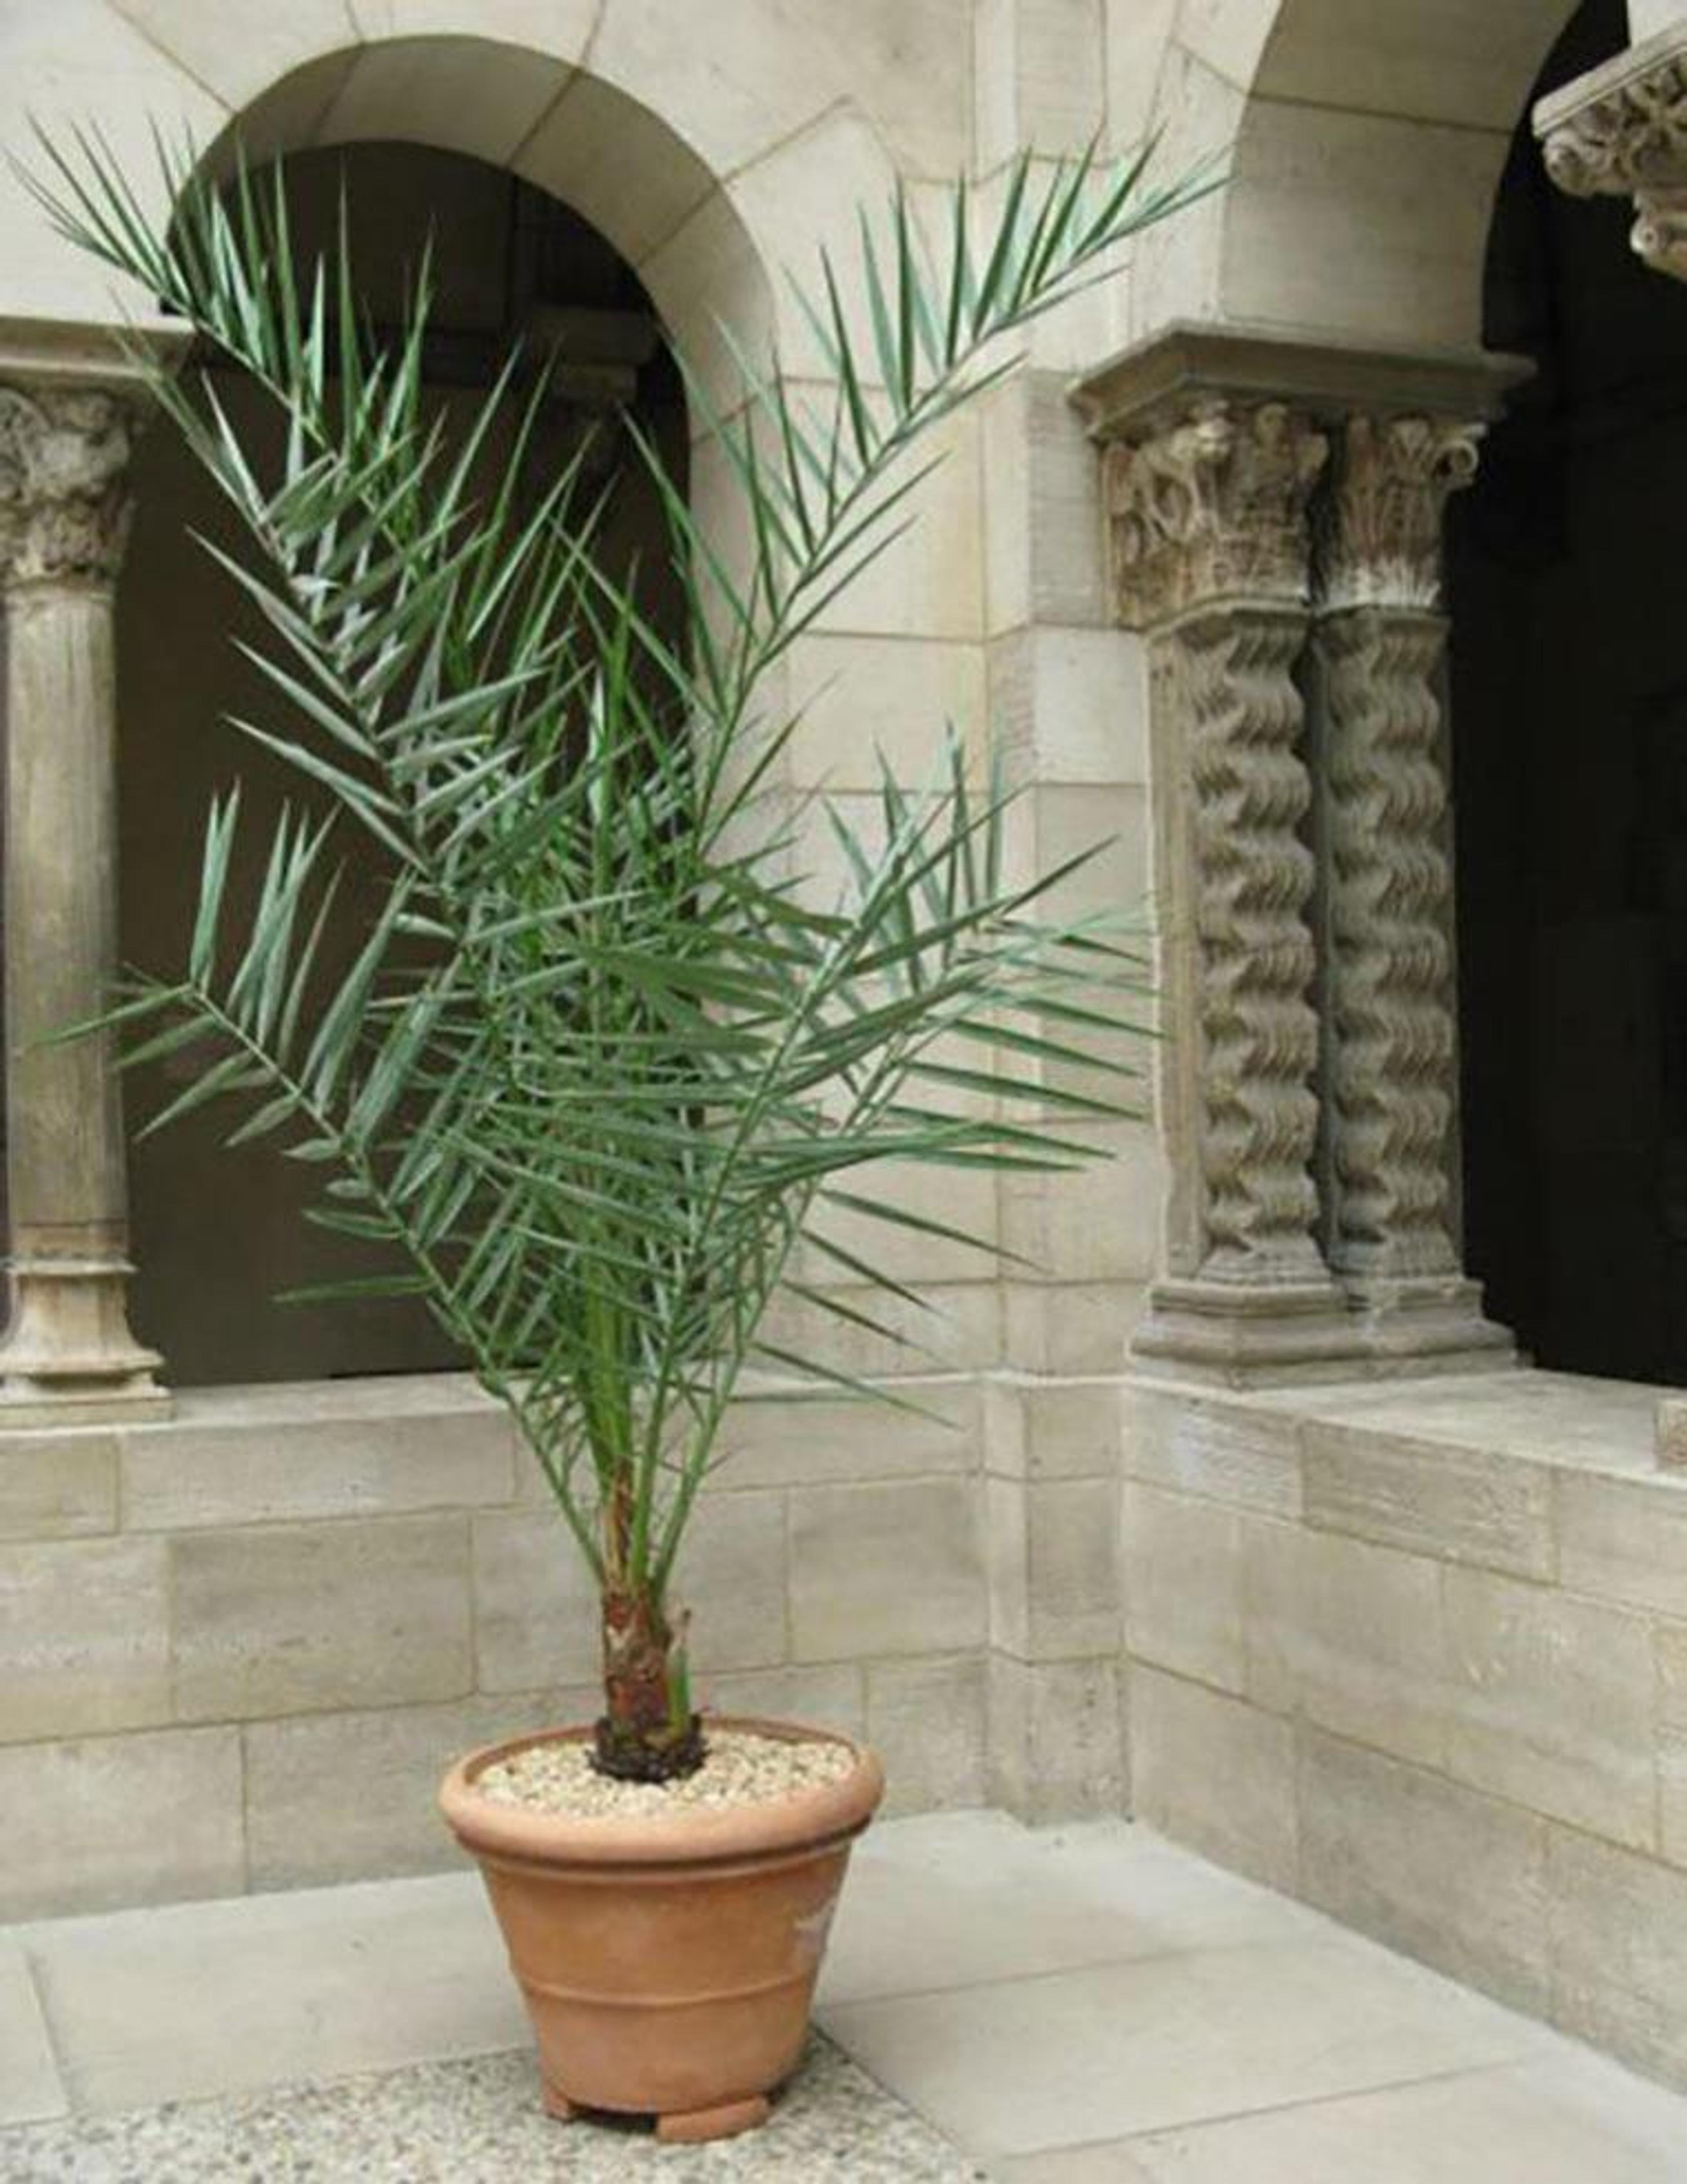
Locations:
1120;1371;1687;2093
0;0;1166;1924
0;1374;998;1920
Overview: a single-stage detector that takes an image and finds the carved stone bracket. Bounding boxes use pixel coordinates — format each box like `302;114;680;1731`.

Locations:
1536;25;1687;283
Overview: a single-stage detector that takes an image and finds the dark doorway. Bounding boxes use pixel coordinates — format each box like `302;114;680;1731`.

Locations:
1450;0;1687;1382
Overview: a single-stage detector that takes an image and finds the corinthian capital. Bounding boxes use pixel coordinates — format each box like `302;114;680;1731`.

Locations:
1102;397;1326;628
1320;413;1483;612
0;383;140;586
1536;28;1687;282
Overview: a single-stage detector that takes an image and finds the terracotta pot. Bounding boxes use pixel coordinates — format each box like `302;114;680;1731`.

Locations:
439;1717;885;2144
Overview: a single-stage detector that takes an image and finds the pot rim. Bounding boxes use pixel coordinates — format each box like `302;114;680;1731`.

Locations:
439;1715;886;1868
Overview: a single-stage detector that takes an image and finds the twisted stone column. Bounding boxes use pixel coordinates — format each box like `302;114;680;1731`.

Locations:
1101;396;1359;1378
0;337;170;1420
1076;328;1528;1383
1311;414;1512;1365
1537;24;1687;283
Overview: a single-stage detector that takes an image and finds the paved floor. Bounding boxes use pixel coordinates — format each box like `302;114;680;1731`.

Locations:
4;1809;1687;2180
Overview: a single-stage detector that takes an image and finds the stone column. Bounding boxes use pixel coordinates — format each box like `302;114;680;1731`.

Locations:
1095;393;1360;1379
1536;23;1687;281
0;330;170;1421
1075;329;1529;1384
1311;414;1513;1366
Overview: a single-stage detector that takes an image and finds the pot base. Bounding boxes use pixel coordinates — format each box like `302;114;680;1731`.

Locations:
659;2094;773;2144
543;2075;772;2144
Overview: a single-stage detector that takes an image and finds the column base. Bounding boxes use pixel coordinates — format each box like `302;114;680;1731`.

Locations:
1340;1273;1517;1375
1132;1272;1518;1389
1131;1277;1369;1388
0;1258;170;1424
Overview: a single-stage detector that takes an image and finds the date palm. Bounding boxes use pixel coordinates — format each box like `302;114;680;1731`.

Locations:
26;125;1206;1778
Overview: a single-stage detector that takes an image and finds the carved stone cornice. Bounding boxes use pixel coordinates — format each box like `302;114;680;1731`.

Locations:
0;382;141;586
1319;413;1484;613
1102;397;1327;626
1535;25;1687;282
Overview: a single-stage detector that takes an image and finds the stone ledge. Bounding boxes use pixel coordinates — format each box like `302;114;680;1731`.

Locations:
1124;1366;1675;1540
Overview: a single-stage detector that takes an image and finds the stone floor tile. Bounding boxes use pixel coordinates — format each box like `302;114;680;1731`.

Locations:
990;2147;1158;2182
1106;2046;1687;2183
0;1943;65;2125
818;1937;1544;2157
9;1807;1687;2184
820;1811;1317;2006
24;1872;524;2116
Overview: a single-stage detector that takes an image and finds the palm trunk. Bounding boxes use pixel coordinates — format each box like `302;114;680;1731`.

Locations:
593;1482;706;1782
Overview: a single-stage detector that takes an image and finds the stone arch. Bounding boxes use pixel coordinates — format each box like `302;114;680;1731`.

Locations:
1133;0;1588;349
195;36;775;421
4;10;922;412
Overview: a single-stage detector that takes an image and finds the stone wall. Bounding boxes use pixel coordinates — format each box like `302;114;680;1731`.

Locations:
0;1373;1001;1919
1120;1369;1687;2092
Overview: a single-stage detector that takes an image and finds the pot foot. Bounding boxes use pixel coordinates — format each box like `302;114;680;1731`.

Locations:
540;2079;582;2122
656;2095;772;2144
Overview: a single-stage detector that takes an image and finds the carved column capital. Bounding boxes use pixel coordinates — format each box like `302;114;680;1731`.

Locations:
1536;28;1687;282
1319;413;1484;612
1102;396;1328;626
0;382;142;588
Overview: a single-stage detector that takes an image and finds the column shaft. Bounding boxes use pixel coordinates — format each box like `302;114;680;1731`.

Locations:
1311;411;1511;1365
1160;602;1323;1283
1319;605;1458;1282
0;364;166;1419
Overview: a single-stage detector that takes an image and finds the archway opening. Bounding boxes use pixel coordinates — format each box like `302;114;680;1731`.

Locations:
1449;0;1687;1382
116;138;687;1385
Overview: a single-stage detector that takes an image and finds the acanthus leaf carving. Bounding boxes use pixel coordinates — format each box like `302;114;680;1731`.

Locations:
0;384;140;585
1320;413;1484;613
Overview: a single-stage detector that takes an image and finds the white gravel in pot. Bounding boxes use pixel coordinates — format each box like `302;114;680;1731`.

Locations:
474;1727;857;1819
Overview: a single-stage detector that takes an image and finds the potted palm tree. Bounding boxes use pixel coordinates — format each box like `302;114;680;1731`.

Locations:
29;126;1204;2140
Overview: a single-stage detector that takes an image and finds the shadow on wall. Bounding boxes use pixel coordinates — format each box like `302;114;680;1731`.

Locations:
117;140;688;1386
